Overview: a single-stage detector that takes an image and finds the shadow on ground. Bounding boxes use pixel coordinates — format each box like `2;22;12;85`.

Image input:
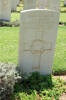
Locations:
10;72;66;100
13;73;53;98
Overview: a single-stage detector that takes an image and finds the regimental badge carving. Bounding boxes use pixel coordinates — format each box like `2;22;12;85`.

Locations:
24;39;52;71
24;40;52;54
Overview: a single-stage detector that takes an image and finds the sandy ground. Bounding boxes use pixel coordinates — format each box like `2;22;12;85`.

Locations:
59;93;66;100
54;75;66;81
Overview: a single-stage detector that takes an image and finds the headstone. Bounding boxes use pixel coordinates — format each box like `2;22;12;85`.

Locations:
38;0;48;9
64;0;66;6
36;0;39;8
11;0;17;11
0;0;11;21
19;9;59;75
48;0;60;11
38;0;60;10
24;0;36;10
17;0;20;5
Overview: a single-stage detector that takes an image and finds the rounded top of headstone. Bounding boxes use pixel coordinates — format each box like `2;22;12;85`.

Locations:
21;9;59;14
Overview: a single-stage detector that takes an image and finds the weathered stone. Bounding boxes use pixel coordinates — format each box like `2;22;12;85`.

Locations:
38;0;60;10
64;0;66;6
17;0;20;5
11;0;17;11
48;0;60;11
38;0;48;9
0;0;11;21
19;9;59;75
24;0;36;10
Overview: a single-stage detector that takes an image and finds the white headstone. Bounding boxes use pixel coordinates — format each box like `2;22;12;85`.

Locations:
38;0;60;10
17;0;20;5
64;0;66;6
24;0;36;10
38;0;48;9
48;0;60;11
11;0;17;11
19;9;59;75
0;0;11;21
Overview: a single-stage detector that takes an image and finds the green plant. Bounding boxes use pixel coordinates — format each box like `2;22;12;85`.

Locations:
0;63;20;100
11;72;66;100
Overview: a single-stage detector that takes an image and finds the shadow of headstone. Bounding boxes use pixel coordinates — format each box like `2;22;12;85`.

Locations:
14;72;53;94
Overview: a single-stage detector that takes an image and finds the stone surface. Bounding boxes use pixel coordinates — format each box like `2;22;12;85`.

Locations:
0;0;11;21
24;0;36;10
38;0;48;9
48;0;60;11
37;0;60;10
11;0;17;11
64;0;66;6
19;9;59;75
17;0;20;5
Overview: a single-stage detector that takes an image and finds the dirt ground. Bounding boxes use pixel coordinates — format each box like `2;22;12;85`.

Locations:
54;75;66;81
59;93;66;100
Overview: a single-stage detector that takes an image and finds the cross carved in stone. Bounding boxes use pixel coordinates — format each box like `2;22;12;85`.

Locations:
24;40;52;71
